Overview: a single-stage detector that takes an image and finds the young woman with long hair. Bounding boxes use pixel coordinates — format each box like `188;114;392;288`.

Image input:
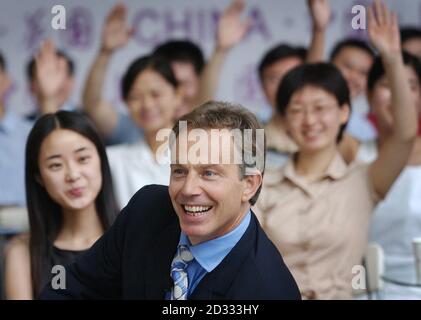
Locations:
4;111;118;299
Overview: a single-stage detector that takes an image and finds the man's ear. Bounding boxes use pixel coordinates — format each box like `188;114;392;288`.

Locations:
241;173;262;203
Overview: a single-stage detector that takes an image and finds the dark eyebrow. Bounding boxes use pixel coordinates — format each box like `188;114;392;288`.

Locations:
45;147;90;161
74;147;89;153
45;154;61;161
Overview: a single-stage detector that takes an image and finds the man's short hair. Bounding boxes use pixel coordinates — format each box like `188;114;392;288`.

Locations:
0;52;5;71
153;40;205;76
258;44;307;81
330;38;375;61
401;27;421;44
172;101;266;205
368;50;421;92
26;50;75;82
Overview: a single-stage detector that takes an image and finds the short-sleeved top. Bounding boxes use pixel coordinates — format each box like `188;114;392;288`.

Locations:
105;113;143;146
0;111;33;206
254;152;379;299
106;140;170;209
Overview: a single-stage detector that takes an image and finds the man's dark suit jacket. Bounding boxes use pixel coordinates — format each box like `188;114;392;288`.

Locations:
39;185;300;300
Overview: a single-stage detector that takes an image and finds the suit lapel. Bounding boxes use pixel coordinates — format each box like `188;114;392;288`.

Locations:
189;213;257;300
144;220;180;299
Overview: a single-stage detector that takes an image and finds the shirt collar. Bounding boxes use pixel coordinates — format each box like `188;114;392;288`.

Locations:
263;152;349;196
322;152;348;180
179;210;251;273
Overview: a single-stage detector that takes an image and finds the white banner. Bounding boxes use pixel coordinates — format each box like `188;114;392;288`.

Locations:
0;0;420;119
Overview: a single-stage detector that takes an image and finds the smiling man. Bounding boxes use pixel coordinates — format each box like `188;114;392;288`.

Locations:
39;101;300;300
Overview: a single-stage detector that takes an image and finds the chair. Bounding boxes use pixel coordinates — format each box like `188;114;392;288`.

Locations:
365;243;385;298
353;243;385;299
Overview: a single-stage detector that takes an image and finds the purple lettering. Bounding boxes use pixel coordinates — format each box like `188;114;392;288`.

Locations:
62;7;93;50
164;9;192;39
248;7;271;41
24;8;47;50
235;64;265;104
132;9;161;48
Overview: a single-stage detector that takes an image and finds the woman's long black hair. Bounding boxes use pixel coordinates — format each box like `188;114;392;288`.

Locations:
25;111;118;296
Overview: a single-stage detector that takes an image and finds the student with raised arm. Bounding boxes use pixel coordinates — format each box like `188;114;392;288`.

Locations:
336;37;421;301
82;1;249;145
105;55;182;209
366;50;421;300
81;4;137;145
26;40;77;121
254;0;418;299
306;0;377;144
306;0;331;64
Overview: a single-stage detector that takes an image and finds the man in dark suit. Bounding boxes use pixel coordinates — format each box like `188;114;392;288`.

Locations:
39;101;300;300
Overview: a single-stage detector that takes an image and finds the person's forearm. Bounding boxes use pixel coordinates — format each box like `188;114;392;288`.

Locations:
81;49;120;138
384;54;418;141
195;47;229;106
306;28;326;63
82;50;112;114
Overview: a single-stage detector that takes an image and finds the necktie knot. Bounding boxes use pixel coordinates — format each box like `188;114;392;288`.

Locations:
170;245;194;300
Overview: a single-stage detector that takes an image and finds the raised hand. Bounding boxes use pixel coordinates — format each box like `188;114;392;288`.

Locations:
368;0;401;60
308;0;331;31
35;39;67;99
101;4;132;54
216;0;251;51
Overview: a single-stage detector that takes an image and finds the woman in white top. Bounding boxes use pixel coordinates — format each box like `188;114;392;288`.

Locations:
107;56;181;208
344;46;421;299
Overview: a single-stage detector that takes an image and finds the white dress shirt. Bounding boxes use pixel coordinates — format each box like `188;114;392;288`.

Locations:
107;140;170;209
